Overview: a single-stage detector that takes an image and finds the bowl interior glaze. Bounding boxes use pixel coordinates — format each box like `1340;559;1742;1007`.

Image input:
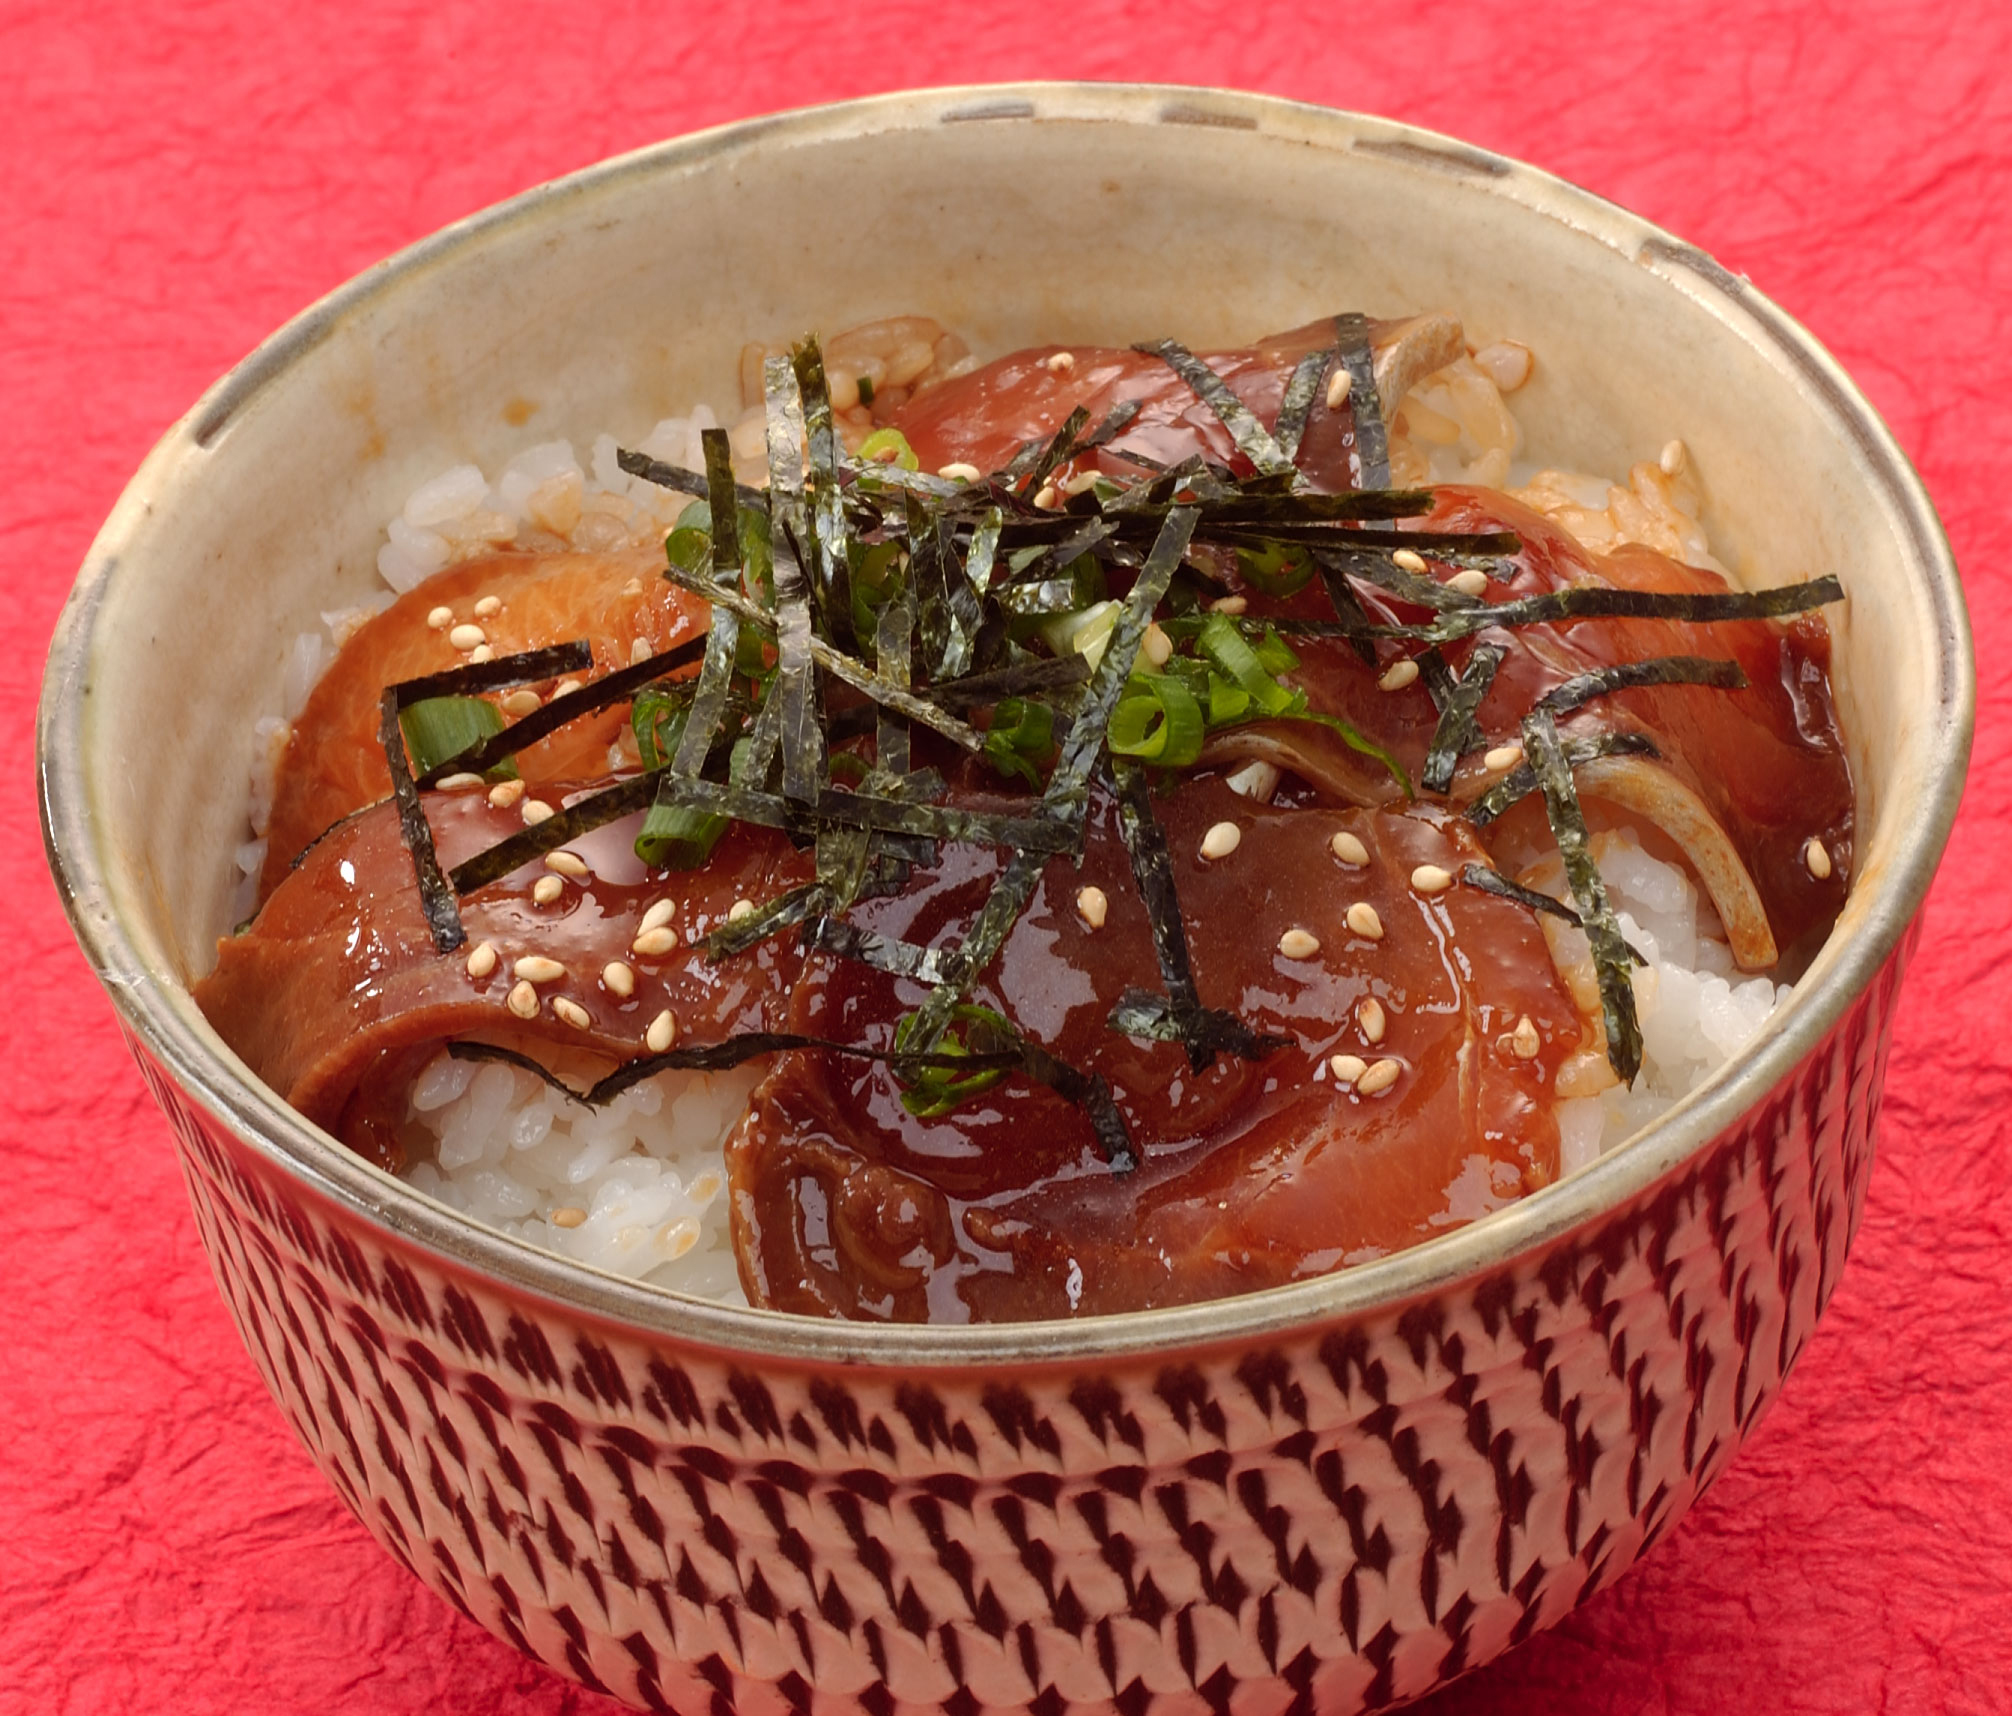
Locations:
40;85;1970;1366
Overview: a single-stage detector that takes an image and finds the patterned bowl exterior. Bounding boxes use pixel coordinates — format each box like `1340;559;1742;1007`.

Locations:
130;931;1908;1714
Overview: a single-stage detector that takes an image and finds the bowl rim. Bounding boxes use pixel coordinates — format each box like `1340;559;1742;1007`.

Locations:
39;81;1974;1368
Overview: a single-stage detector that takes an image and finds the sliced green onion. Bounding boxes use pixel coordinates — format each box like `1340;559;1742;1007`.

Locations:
1196;613;1294;716
1236;541;1314;598
982;696;1055;787
1109;673;1206;766
1038;600;1122;672
636;738;747;869
399;696;518;781
857;427;920;471
894;1004;1014;1117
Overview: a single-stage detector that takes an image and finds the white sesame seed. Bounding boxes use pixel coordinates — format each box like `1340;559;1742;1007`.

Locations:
602;961;635;998
1076;886;1109;930
465;941;498;979
513;955;565;984
544;851;590;879
1804;837;1834;880
551;678;583;700
426;605;454;630
1328;1053;1368;1085
1659;438;1688;477
728;899;756;922
550;1206;587;1229
521;799;555;826
467;645;493;664
532;875;565;905
1033;483;1060;510
1358;997;1387;1043
480;781;522;813
640;899;676;934
631;927;679;957
474;595;503;619
1345;902;1385;941
1047;350;1076;374
1483;742;1524;772
1325;367;1353;410
1208;595;1248;616
1064;468;1102;496
436;772;485;793
552;998;591;1030
646;1009;678;1053
1379;659;1421;692
1356;1057;1403;1096
506;980;540;1020
1448;569;1490;598
938;462;982;483
1411;864;1454;895
1330;831;1370;866
1278;928;1322;960
448;623;487;651
1511;1015;1541;1059
1141;622;1174;667
499;689;543;718
1199;821;1242;861
631;637;653;665
1392;549;1428;575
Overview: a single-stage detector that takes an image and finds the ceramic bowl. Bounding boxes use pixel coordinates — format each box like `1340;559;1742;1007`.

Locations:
40;85;1971;1712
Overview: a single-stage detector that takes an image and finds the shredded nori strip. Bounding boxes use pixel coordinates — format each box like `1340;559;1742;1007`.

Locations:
1522;709;1642;1084
929;652;1090;708
387;641;593;710
1536;655;1747;718
1105;757;1291;1070
377;687;465;953
1331;312;1387;489
1135;338;1294;479
449;773;660;894
1421;643;1506;793
615;446;771;513
1400;573;1845;646
1017;404;1092;498
1271;343;1336;470
761;353;825;803
704;880;831;961
666;430;746;779
803;915;952;985
1463;729;1661;827
1458;864;1650;966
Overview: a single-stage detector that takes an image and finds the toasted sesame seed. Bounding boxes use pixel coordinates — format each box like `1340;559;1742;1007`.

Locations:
506;980;540;1019
1064;468;1102;496
1033;483;1060;510
1379;659;1421;692
1483;742;1524;772
1356;1057;1403;1096
552;998;591;1030
550;1206;587;1228
1448;569;1490;598
1325;367;1352;410
938;462;982;483
521;799;555;826
544;851;590;879
513;955;565;984
532;875;565;905
1278;928;1322;960
426;605;454;630
1659;438;1688;477
488;778;527;808
631;927;679;957
1200;821;1242;861
1804;837;1834;880
1330;831;1370;866
499;689;543;717
1046;350;1076;373
631;637;653;665
474;595;502;619
465;941;498;979
1076;886;1109;929
1345;901;1385;940
728;898;756;922
1511;1015;1541;1059
552;678;583;700
1208;595;1248;616
602;960;635;997
1328;1053;1368;1084
436;772;485;793
1392;548;1428;575
448;623;486;651
1142;622;1173;667
639;899;676;934
1411;864;1454;895
1358;997;1387;1042
646;1009;678;1053
467;645;493;664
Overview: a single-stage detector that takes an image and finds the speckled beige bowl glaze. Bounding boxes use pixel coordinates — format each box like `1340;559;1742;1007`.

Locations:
41;85;1972;1713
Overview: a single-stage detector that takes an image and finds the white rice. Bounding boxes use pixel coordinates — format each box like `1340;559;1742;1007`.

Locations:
236;328;1803;1299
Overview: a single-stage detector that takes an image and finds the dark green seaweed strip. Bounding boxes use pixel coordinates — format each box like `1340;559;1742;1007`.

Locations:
1202;488;1436;525
1012;1037;1134;1171
1270;343;1334;470
1047;515;1116;573
793;337;855;648
874;578;914;780
703;880;830;961
1523;709;1642;1084
1314;557;1381;667
666;430;747;780
1224;525;1521;556
448;773;661;894
378;687;465;952
1307;546;1480;616
1332;312;1387;490
1462;730;1661;827
803;915;952;985
1458;864;1649;966
760;354;825;804
615;446;771;512
930;653;1090;708
1421;644;1506;793
1536;655;1747;718
1019;405;1093;498
389;641;593;711
810;789;1077;854
417;637;708;787
1404;573;1846;646
1135;338;1295;479
702;426;741;573
1075;397;1143;456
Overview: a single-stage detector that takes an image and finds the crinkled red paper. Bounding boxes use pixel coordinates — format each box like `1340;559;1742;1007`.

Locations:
7;4;2008;1712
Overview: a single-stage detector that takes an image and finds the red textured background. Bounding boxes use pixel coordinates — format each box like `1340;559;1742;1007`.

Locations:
7;3;2008;1712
